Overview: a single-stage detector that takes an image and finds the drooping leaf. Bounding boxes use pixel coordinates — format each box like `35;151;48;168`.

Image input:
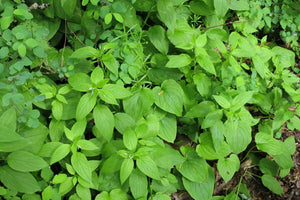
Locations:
148;25;169;55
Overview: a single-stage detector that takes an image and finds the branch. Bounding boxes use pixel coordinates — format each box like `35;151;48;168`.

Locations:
200;20;249;31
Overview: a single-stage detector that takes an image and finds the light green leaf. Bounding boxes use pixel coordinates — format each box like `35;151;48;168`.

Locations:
52;100;63;121
182;167;214;200
213;95;231;109
148;25;169;54
217;154;240;182
210;121;225;152
61;0;77;16
91;67;104;85
58;177;75;196
137;156;160;180
0;107;16;131
71;46;100;58
228;0;249;10
120;158;134;184
166;54;192;68
71;152;92;183
76;184;91;200
255;132;282;156
157;0;176;31
123;88;155;120
196;52;216;75
114;113;135;134
94;104;115;141
214;0;229;17
95;191;109;200
185;101;215;118
50;144;70;164
76;92;97;120
100;88;118;105
102;52;119;75
113;13;124;23
261;175;283;194
231;91;253;112
105;13;112;24
18;43;26;57
68;73;92;92
0;166;40;194
193;73;211;97
110;189;128;200
201;110;223;129
153;79;184;116
123;128;137;150
129;169;148;199
77;140;100;151
102;84;132;99
158;113;177;143
7;151;48;172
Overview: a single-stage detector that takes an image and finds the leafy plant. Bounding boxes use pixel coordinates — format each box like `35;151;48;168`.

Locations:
0;0;299;199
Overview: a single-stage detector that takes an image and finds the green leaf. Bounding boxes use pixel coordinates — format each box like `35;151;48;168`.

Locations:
58;177;75;196
193;73;211;97
210;121;225;152
182;167;214;200
7;151;48;172
94;104;115;141
259;158;279;176
50;144;70;164
255;132;282;156
185;101;215;118
110;189;127;200
157;0;176;31
120;158;134;184
61;0;77;16
114;113;135;134
129;169;148;199
196;51;216;75
18;43;26;57
228;0;249;10
101;154;123;174
0;166;40;194
52;100;63;121
102;84;132;99
0;107;16;131
68;73;92;92
1;16;13;30
158;113;177;143
201;110;223;129
261;175;283;194
100;88;118;105
113;13;124;23
104;13;113;24
153;79;184;116
77;140;100;151
148;25;169;55
166;54;192;68
76;92;97;120
71;152;92;183
95;191;109;200
91;67;104;85
214;0;229;17
76;184;91;200
102;52;119;76
24;38;39;49
217;154;240;182
123;128;137;150
71;46;100;58
136;156;160;180
213;95;231;109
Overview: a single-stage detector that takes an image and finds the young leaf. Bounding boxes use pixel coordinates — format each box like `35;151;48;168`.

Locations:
76;92;97;120
77;140;100;151
120;158;134;184
91;67;104;85
93;104;115;141
158;113;177;143
153;79;184;116
102;52;119;76
113;13;124;23
102;84;132;99
52;100;63;121
129;169;148;199
201;110;223;129
148;25;169;55
136;156;160;180
123;128;137;150
58;177;75;196
231;91;253;112
217;154;240;182
50;144;70;164
104;13;112;24
76;184;91;200
68;73;92;92
71;46;100;58
0;166;40;194
196;49;216;75
166;54;192;68
213;95;231;109
100;88;118;105
71;152;92;183
261;175;283;194
7;151;48;172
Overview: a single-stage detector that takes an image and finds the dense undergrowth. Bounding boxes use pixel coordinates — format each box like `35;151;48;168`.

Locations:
0;0;299;199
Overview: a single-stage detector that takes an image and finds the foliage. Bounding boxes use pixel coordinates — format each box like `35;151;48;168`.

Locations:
0;0;299;199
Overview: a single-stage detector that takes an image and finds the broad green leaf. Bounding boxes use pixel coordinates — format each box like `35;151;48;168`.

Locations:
272;46;295;72
224;119;252;154
136;156;160;180
228;0;249;10
105;13;112;24
123;128;137;150
102;52;119;75
189;0;214;16
193;73;211;97
91;67;104;85
102;84;132;99
261;175;283;194
0;107;16;131
120;158;134;184
185;101;215;118
94;104;115;141
182;167;214;200
52;174;68;184
100;88;118;105
158;113;177;143
50;144;70;164
0;166;40;194
110;189;128;200
42;186;53;200
217;154;240;182
123;88;155;120
76;92;97;120
71;119;87;139
148;25;169;54
255;132;282;156
114;113;135;134
71;46;100;58
24;38;38;49
210;121;225;152
61;0;77;16
77;140;100;151
101;154;123;174
18;43;26;57
7;151;48;172
177;156;208;183
58;177;75;196
76;184;91;200
95;191;109;200
52;100;63;121
153;79;184;116
129;169;148;199
253;56;268;78
166;54;192;68
113;13;124;23
214;0;229;17
213;95;231;109
68;73;92;92
196;52;216;75
157;0;176;31
201;110;223;129
259;158;279;176
71;152;92;183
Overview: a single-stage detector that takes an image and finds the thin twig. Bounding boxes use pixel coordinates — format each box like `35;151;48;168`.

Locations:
60;19;67;68
200;20;249;31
